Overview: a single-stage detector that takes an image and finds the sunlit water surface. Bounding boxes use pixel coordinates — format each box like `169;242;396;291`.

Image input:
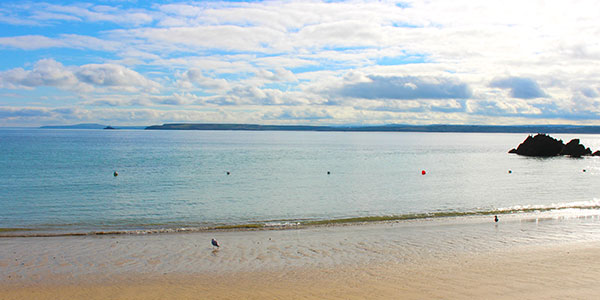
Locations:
1;129;599;233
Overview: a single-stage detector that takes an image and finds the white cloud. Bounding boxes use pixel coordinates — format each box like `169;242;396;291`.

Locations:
76;63;160;93
0;34;121;51
41;3;154;26
256;67;297;82
294;20;384;49
0;59;160;93
0;59;78;89
126;25;286;53
177;69;230;91
0;35;65;50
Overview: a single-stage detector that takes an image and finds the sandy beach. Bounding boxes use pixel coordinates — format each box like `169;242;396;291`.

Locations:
2;216;600;299
2;241;600;299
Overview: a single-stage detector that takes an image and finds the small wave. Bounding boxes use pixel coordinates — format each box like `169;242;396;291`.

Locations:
0;227;217;238
498;199;600;212
2;201;599;238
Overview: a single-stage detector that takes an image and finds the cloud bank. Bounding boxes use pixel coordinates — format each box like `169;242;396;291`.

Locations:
338;75;471;100
490;77;547;99
0;59;159;93
0;0;599;126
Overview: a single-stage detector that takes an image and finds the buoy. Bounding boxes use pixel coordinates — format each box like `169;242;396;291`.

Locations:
508;170;512;174
113;171;118;177
327;171;330;175
421;170;426;175
583;169;586;172
226;171;230;175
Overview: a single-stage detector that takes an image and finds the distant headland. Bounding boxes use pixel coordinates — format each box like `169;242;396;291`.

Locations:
40;123;107;129
144;123;600;134
40;124;145;130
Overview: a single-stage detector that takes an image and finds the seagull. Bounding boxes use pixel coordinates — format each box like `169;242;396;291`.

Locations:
211;238;220;248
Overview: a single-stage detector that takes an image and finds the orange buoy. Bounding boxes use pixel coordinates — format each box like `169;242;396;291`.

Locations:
421;170;426;175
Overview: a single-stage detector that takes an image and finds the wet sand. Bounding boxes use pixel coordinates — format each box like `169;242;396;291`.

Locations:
2;242;600;299
2;215;600;299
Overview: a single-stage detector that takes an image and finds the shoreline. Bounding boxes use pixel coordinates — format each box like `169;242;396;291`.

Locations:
3;205;600;238
2;241;600;299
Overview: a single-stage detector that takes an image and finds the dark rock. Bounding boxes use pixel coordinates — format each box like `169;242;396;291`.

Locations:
560;139;592;157
593;150;600;156
510;134;596;157
512;134;564;157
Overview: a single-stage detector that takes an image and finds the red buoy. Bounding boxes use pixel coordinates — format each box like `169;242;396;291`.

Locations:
421;170;426;175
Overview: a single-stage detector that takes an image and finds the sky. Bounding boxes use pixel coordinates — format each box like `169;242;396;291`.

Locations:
0;0;599;126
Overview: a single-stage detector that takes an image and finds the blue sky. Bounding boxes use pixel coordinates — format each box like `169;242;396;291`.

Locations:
1;0;599;126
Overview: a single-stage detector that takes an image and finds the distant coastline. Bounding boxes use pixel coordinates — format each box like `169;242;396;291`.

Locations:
40;123;145;130
145;123;600;134
34;123;600;133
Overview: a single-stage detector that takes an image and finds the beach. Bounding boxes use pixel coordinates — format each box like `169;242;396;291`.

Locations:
2;216;600;299
2;240;599;299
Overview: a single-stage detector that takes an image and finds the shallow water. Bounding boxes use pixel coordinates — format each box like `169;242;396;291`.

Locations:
1;129;600;234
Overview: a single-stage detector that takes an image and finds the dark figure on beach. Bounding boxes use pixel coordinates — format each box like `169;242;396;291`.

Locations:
494;215;498;222
211;238;220;248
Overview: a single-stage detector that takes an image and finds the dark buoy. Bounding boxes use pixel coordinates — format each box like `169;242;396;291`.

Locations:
494;215;498;222
226;171;230;175
113;171;118;177
327;171;330;175
508;170;512;174
583;169;586;172
421;170;426;175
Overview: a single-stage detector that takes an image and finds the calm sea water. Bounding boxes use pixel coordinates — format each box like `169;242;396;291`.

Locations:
1;129;599;234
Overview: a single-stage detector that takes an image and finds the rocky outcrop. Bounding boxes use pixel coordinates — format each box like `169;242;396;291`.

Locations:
509;134;596;157
509;134;564;157
560;139;592;157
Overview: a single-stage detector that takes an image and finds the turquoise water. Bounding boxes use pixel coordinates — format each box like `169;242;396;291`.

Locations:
1;129;600;234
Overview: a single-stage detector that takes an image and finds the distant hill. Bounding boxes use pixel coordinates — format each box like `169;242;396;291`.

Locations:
40;123;145;130
145;123;600;134
145;123;332;131
38;123;600;133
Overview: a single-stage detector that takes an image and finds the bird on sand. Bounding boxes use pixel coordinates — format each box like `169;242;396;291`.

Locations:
211;238;220;248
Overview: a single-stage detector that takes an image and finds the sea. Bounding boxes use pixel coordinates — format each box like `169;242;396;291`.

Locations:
1;128;600;236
